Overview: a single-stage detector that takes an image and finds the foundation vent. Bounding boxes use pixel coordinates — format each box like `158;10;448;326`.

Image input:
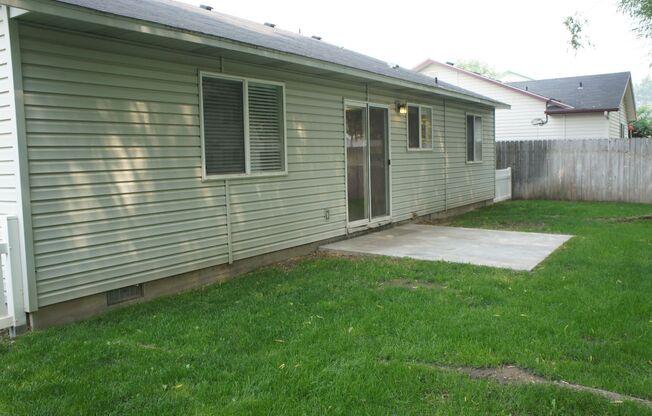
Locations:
107;284;144;306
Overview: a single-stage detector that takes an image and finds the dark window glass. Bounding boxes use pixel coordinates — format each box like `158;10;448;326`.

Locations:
202;77;245;175
408;105;420;148
466;115;474;161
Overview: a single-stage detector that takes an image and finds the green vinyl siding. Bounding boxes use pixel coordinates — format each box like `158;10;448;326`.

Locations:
19;24;347;306
445;105;496;208
385;93;446;221
17;22;495;307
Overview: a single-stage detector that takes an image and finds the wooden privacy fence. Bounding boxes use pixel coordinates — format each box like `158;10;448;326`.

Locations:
496;139;652;203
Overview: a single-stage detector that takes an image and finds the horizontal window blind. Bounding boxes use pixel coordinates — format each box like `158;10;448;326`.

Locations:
202;77;245;175
248;82;284;172
421;106;433;148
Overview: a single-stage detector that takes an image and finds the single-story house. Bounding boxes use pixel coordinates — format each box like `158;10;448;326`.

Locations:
0;0;507;329
414;59;636;140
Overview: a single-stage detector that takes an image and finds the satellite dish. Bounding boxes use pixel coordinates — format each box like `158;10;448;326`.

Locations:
531;118;545;126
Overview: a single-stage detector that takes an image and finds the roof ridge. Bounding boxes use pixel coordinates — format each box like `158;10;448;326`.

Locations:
507;71;631;85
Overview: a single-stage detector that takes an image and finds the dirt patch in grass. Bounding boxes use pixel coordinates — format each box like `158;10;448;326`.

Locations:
452;365;551;385
427;363;652;408
376;278;447;290
597;214;652;223
273;254;313;272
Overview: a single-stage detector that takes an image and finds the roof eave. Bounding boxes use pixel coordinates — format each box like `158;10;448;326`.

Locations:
6;0;507;109
545;108;618;115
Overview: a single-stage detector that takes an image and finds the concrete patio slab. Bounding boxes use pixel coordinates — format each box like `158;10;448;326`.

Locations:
320;224;573;271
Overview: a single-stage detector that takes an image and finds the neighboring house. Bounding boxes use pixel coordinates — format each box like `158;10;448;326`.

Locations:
414;59;636;140
0;0;506;328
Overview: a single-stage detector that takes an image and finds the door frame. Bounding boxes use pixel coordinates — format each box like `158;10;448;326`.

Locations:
343;100;392;229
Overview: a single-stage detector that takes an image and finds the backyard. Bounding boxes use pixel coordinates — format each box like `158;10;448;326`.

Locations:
0;200;650;415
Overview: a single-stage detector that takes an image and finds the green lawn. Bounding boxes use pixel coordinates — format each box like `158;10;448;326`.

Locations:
1;201;651;415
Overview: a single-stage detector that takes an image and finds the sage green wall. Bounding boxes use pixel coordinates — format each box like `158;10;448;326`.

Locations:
444;103;496;209
18;23;495;307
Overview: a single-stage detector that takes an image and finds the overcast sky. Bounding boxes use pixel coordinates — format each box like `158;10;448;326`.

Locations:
175;0;651;83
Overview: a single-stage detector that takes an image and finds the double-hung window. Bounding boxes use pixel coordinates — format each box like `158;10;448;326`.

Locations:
466;114;483;162
407;104;433;150
200;72;287;179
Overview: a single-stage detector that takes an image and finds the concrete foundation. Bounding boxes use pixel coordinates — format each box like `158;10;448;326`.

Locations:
28;200;496;330
28;238;331;330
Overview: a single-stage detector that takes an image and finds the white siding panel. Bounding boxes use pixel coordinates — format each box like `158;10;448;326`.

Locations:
0;7;18;215
609;99;628;138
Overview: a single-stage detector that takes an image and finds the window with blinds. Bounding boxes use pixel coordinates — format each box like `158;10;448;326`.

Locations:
201;73;286;178
248;82;284;172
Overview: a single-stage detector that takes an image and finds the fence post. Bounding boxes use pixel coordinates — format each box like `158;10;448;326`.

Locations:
1;216;26;336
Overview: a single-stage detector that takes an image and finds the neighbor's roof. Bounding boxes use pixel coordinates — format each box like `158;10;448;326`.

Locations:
412;58;570;108
507;72;632;113
45;0;505;107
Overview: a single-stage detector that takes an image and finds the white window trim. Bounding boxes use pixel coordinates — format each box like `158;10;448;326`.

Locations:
406;103;434;151
465;112;484;164
200;71;288;181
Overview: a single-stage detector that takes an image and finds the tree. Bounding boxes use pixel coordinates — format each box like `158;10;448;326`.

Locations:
635;75;652;107
566;0;652;51
563;14;591;52
619;0;652;39
631;104;652;137
455;59;498;79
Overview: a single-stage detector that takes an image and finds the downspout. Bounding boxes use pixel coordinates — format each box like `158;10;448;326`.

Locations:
219;56;233;264
443;99;448;212
225;179;233;264
492;107;496;202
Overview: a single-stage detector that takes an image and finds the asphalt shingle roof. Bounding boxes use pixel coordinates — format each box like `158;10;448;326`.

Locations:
52;0;501;105
507;72;631;111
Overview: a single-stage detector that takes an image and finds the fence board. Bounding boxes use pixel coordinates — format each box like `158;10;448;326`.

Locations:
496;138;652;204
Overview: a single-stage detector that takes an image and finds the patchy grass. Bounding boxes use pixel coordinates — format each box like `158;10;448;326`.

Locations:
0;200;651;415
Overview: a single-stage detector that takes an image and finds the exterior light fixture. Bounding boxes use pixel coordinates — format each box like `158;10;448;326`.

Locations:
396;101;407;114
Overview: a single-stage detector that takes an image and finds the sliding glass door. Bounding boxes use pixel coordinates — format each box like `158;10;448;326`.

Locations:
346;103;390;226
346;105;368;223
